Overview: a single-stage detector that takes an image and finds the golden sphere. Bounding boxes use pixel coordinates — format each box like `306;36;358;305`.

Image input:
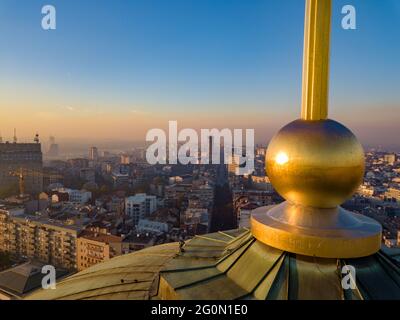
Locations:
266;119;365;208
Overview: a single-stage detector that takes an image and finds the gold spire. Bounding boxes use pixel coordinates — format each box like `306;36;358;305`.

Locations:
252;0;382;258
301;0;331;120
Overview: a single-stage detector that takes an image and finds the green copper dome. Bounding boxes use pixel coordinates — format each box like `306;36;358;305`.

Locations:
27;228;400;300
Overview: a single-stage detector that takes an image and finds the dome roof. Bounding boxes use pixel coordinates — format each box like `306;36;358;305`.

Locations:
26;243;179;300
27;228;400;300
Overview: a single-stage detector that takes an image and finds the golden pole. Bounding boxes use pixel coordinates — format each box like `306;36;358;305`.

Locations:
254;0;381;258
301;0;331;120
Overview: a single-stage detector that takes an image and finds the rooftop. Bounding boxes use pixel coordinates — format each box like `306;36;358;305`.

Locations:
12;214;84;232
0;261;69;299
79;230;122;244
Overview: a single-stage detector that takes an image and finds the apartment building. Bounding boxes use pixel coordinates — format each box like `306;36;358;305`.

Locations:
0;206;80;270
125;194;157;225
385;188;400;201
77;231;122;271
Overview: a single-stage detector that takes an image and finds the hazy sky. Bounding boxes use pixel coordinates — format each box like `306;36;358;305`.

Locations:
0;0;399;149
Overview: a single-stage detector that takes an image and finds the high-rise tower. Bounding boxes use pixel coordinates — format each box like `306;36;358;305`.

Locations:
0;133;43;195
47;136;60;157
89;146;99;161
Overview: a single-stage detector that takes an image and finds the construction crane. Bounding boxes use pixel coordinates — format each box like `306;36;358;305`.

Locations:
8;167;63;197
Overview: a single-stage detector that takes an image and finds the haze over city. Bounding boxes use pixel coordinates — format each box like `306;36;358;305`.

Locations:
0;0;399;150
1;0;400;307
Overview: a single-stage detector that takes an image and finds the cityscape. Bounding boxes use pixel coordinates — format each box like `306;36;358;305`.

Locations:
0;0;400;307
0;138;399;298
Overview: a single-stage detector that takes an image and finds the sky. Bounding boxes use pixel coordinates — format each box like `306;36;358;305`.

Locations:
0;0;399;149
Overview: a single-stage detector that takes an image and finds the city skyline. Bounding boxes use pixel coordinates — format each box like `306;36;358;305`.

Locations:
0;0;400;304
0;0;399;149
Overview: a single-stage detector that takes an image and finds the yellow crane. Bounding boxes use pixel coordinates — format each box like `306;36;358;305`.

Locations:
9;168;63;197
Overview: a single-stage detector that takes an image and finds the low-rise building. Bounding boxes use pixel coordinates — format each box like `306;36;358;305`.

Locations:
358;184;375;197
49;188;92;205
137;219;169;234
191;184;214;209
182;208;209;235
122;234;156;253
233;189;275;207
125;194;157;225
111;172;129;187
383;154;396;165
251;176;274;192
164;183;192;207
77;231;122;271
398;231;400;247
385;188;400;201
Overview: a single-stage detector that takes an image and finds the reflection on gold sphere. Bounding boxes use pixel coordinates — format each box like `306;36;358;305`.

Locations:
266;119;365;208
